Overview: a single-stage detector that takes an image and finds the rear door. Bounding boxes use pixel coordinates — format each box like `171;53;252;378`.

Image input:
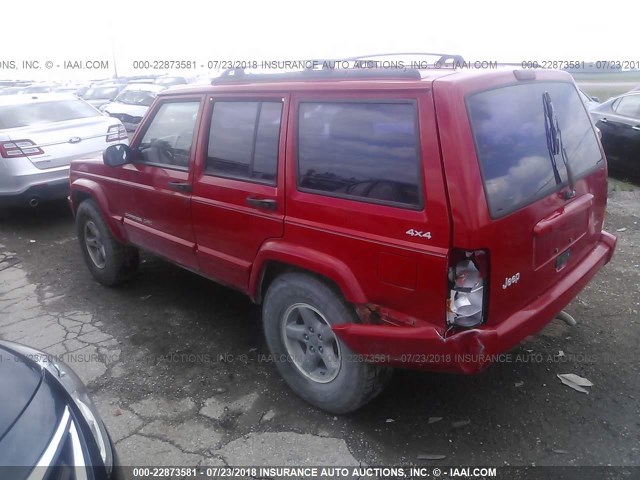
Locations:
115;97;204;269
191;94;287;291
436;72;608;325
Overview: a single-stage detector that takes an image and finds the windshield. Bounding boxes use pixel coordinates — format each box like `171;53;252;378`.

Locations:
83;86;120;100
115;89;157;106
467;82;602;218
0;99;99;129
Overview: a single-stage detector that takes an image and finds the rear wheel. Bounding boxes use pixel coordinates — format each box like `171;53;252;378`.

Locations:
263;272;392;414
76;199;139;286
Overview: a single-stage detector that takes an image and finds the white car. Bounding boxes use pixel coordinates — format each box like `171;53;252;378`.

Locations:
102;84;166;132
0;94;128;208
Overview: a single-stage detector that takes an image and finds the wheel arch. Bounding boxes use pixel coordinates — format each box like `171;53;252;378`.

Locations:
250;241;367;306
71;179;127;244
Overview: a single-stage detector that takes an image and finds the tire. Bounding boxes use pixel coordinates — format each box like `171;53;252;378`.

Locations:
76;199;139;287
263;272;392;414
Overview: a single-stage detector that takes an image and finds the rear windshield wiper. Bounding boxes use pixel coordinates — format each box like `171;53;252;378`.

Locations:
543;92;576;199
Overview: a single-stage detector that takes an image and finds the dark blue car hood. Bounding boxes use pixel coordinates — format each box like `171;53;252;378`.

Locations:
0;345;43;440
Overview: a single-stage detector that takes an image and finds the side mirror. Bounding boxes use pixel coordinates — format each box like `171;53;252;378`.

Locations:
103;144;133;167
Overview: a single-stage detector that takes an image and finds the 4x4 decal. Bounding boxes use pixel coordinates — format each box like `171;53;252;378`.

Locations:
405;229;431;239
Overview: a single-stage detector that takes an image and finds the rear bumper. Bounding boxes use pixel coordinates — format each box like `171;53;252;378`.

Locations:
333;231;617;374
0;178;69;207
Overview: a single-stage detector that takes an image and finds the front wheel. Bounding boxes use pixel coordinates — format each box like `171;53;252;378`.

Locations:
263;272;392;414
76;199;139;287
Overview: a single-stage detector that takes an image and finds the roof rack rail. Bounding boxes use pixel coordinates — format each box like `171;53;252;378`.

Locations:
211;51;465;85
211;67;422;84
339;52;465;64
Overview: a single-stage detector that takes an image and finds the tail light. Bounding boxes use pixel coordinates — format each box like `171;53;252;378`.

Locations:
0;140;44;158
446;249;488;328
106;124;127;142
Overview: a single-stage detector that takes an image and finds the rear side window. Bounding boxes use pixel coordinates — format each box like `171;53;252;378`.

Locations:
297;102;421;208
613;95;640;118
467;82;602;218
0;100;99;129
206;101;282;185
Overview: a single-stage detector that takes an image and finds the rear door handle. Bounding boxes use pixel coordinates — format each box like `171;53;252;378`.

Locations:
168;181;191;192
632;125;640;131
599;117;608;123
246;197;277;210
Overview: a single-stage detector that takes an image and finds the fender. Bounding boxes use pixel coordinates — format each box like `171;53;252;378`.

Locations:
250;240;367;304
70;178;127;244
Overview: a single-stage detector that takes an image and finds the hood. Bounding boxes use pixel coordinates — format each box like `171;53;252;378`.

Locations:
0;343;43;439
104;102;149;117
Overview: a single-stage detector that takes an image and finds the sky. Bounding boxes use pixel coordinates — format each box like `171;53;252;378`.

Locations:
1;0;638;81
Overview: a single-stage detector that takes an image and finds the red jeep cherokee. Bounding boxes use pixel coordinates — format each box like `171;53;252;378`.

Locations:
69;62;616;413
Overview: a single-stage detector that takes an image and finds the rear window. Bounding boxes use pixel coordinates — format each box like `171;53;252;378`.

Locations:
467;82;602;218
0;100;99;129
297;102;421;208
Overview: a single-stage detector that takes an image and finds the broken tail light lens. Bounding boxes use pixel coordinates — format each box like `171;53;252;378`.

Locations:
446;249;488;328
106;124;127;142
0;139;44;158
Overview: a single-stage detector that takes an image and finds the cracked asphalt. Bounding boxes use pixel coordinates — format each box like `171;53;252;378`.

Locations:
0;178;639;471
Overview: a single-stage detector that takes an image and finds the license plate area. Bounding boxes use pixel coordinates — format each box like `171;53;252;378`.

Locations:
555;249;571;271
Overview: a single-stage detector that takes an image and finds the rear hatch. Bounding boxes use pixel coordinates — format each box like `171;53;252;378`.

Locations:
435;69;608;326
0;97;126;169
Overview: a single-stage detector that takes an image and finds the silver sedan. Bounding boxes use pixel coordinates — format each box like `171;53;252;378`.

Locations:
0;94;128;208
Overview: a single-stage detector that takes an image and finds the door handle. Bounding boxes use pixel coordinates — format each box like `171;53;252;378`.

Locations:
599;117;608;123
168;181;191;192
246;197;277;210
632;125;640;131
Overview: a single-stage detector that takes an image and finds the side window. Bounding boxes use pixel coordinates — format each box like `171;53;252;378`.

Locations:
138;101;200;169
297;102;421;208
613;95;640;118
206;101;282;185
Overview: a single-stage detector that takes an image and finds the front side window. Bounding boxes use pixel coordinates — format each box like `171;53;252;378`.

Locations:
467;82;602;218
206;101;282;184
138;101;200;169
297;102;421;208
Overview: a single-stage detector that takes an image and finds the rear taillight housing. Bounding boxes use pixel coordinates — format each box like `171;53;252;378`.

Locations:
106;124;127;142
0;139;44;158
446;249;488;328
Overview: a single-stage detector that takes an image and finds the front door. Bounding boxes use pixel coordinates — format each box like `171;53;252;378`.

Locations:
116;97;203;269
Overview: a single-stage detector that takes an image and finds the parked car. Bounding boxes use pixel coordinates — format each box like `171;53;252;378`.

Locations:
82;84;127;109
0;340;122;479
590;91;640;177
0;86;28;95
22;83;57;94
102;84;166;131
69;64;616;414
0;93;128;209
154;75;192;87
53;85;82;95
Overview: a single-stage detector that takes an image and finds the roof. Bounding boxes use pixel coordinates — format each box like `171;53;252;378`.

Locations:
159;69;458;96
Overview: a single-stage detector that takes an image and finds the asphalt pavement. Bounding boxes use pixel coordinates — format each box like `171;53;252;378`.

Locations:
0;180;638;472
